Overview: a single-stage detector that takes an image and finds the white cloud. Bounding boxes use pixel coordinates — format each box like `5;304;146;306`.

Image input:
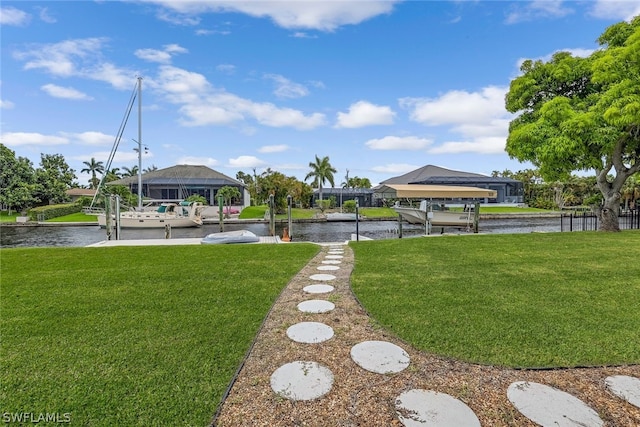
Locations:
506;0;573;24
0;6;30;26
15;38;106;77
83;150;147;164
365;136;432;151
177;156;218;166
63;131;114;146
1;99;15;109
135;44;187;64
216;64;236;74
37;7;56;23
402;86;508;126
156;65;326;130
371;163;421;174
141;0;402;31
1;132;69;147
12;38;137;90
228;155;266;168
259;144;289;153
41;84;93;100
335;101;396;128
401;86;513;155
590;0;640;21
265;74;309;99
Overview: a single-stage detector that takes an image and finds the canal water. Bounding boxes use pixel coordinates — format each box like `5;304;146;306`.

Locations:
1;217;561;248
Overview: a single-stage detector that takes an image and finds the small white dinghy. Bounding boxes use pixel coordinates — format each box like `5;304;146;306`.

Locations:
201;230;260;244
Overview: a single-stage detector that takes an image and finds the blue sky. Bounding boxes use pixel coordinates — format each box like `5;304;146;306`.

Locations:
2;1;639;187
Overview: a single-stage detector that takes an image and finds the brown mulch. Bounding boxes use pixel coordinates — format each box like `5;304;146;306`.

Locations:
214;245;640;426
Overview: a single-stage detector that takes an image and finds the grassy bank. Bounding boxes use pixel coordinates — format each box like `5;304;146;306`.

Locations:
350;231;640;368
1;244;318;426
45;212;98;222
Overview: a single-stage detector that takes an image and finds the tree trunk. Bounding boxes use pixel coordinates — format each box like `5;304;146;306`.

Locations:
598;194;621;232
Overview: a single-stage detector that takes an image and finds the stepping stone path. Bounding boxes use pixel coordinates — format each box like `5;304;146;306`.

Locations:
606;375;640;408
507;381;604;427
270;361;334;401
317;265;340;271
303;284;334;294
271;245;344;402
395;389;481;427
297;299;335;314
220;244;640;426
350;340;410;374
286;321;334;344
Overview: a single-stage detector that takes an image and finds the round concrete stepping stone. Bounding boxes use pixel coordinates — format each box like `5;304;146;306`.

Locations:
507;381;603;427
317;265;340;271
351;340;410;374
297;299;335;314
310;273;336;281
322;260;341;265
270;361;333;401
606;375;640;408
395;389;481;427
287;321;334;343
325;255;343;259
303;284;334;294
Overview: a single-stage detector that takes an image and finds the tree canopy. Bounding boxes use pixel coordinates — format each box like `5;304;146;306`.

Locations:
505;16;640;230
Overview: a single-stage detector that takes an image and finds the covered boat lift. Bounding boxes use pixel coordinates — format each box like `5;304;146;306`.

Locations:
374;184;498;234
374;184;497;200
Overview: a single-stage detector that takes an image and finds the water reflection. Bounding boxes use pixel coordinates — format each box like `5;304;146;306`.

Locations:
1;217;561;249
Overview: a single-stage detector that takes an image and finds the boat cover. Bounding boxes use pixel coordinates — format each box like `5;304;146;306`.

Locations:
201;230;260;244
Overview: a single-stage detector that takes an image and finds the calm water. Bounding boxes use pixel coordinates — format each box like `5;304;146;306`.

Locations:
0;217;561;248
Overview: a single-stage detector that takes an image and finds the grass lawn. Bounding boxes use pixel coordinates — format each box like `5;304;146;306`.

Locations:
45;212;99;222
350;231;640;368
0;211;19;222
1;244;318;426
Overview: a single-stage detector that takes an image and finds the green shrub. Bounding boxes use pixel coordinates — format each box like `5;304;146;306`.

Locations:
28;203;82;221
343;200;356;213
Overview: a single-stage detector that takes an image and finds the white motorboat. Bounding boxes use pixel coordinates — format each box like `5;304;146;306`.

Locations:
201;230;260;244
393;201;473;227
98;201;204;229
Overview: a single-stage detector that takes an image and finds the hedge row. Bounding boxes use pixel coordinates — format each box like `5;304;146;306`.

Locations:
28;203;82;221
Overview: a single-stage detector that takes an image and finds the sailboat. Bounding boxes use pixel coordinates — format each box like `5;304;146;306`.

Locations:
95;78;204;228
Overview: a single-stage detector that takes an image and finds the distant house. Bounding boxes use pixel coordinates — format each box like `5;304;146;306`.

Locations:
375;165;523;204
311;187;375;208
107;165;248;206
66;188;97;202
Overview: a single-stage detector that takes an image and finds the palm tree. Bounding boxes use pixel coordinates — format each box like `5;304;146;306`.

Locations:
105;168;121;183
121;166;139;178
81;157;104;189
143;164;158;173
305;155;336;201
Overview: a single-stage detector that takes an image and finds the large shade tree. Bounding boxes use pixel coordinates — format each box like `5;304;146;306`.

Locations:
505;17;640;231
34;153;76;205
0;144;37;213
305;155;336;201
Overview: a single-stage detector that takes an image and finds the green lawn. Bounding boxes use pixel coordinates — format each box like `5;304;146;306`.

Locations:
0;211;19;222
45;212;99;222
350;231;640;368
1;244;318;426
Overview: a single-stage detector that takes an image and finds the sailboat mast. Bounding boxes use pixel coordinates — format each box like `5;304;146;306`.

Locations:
137;76;143;210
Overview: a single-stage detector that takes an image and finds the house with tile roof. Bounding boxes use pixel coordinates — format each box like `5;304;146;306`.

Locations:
107;165;248;207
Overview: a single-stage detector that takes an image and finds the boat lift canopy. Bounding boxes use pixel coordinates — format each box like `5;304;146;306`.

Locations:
375;184;497;199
